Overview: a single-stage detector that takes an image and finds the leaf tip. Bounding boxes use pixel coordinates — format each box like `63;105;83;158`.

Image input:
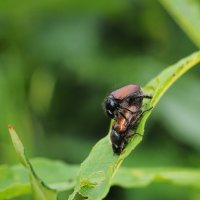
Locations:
8;124;14;131
8;124;18;141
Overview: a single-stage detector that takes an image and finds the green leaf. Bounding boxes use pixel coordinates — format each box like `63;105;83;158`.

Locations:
113;167;200;189
68;51;200;200
160;0;200;47
33;163;200;190
0;158;79;200
1;158;200;199
31;158;79;191
8;125;57;200
0;164;30;200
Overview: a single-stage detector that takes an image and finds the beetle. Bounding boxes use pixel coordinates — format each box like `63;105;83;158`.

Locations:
110;105;152;155
104;84;152;154
104;84;151;121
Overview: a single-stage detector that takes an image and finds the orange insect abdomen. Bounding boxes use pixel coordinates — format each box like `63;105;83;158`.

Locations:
113;105;139;134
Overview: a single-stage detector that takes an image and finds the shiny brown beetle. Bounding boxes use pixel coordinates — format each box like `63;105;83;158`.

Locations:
104;85;151;120
110;105;152;155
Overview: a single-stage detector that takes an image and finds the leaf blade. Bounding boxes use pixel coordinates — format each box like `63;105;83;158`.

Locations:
112;167;200;188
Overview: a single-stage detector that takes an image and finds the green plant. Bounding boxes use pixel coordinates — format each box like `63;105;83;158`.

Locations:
0;51;199;200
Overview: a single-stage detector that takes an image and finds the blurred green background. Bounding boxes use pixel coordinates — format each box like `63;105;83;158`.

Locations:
1;0;200;199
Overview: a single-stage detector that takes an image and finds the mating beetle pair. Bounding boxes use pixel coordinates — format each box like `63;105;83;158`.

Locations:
104;84;152;155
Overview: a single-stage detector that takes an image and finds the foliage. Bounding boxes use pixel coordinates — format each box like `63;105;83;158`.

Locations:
1;158;200;200
3;51;200;199
1;0;200;200
8;126;57;200
66;51;200;200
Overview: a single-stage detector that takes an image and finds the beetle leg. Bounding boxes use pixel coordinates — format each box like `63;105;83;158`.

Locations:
142;95;152;99
126;131;143;138
128;106;153;129
142;106;153;114
142;103;147;107
134;95;152;100
119;105;141;115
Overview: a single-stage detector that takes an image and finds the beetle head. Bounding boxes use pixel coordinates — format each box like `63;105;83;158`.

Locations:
104;96;119;118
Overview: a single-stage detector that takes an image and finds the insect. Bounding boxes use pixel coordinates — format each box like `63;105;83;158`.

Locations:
104;84;152;155
104;84;151;120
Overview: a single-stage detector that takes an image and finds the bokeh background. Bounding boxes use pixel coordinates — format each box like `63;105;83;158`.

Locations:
1;0;200;199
